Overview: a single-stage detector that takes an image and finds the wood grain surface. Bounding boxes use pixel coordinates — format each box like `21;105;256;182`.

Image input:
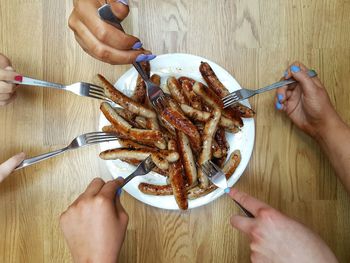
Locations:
1;0;350;262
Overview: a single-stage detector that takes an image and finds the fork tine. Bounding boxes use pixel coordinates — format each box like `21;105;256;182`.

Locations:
86;137;119;144
89;89;107;97
223;96;240;108
85;132;117;138
87;93;109;101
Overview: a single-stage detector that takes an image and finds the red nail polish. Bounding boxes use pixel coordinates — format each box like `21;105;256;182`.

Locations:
14;75;23;82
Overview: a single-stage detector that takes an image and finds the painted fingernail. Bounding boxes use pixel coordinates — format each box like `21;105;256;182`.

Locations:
136;54;148;62
224;187;231;194
14;75;23;82
277;94;284;102
275;102;283;110
284;70;288;78
132;41;143;50
136;54;157;62
291;65;300;73
145;54;157;61
117;0;128;6
116;188;122;196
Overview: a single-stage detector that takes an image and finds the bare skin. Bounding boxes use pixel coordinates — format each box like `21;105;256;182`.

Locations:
60;177;128;263
0;53;25;182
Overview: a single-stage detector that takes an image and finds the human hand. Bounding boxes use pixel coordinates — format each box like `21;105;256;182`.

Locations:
0;153;26;183
69;0;156;65
0;53;21;106
228;188;338;263
60;177;128;263
274;62;339;138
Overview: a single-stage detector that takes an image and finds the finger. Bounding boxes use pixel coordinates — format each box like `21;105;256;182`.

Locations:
70;17;150;64
287;62;317;96
0;68;19;82
0;152;26;182
227;188;271;216
0;81;17;94
114;178;127;215
0;92;17;106
0;54;11;68
0;93;12;101
99;177;124;200
230;215;255;234
83;177;105;196
104;0;130;21
73;1;140;50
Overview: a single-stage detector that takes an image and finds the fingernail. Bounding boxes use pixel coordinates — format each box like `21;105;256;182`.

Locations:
275;102;283;110
145;54;156;61
132;41;143;50
14;75;23;82
136;54;157;62
116;187;122;196
277;94;284;102
136;54;148;62
224;187;231;194
284;70;288;78
291;65;300;73
5;66;14;71
117;0;128;6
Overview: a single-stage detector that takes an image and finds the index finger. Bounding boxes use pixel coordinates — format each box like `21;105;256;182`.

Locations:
99;177;125;200
227;188;270;216
0;152;25;183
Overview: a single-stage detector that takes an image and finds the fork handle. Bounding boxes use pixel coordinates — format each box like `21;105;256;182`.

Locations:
255;69;317;95
9;76;65;90
233;200;255;218
15;147;68;170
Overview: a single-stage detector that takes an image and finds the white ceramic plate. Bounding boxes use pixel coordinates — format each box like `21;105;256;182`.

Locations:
99;53;255;210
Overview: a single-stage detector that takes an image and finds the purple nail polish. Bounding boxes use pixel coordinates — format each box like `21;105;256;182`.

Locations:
132;41;143;50
117;0;128;6
136;54;148;62
144;54;157;61
224;187;230;194
116;187;123;196
277;94;284;102
275;102;283;110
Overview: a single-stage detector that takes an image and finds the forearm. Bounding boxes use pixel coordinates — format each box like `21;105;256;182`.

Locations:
315;114;350;194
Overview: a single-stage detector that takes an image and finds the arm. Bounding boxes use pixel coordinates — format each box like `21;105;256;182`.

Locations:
227;188;338;263
68;0;155;64
60;177;128;263
275;62;350;194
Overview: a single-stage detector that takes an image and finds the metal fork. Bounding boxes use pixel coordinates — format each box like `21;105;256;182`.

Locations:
98;4;168;109
117;155;156;189
10;76;111;102
16;132;119;170
222;69;318;108
201;160;254;218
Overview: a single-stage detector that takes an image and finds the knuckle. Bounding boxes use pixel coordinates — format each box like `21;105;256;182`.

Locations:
94;195;108;205
92;177;104;184
95;27;109;43
93;45;111;61
257;207;273;218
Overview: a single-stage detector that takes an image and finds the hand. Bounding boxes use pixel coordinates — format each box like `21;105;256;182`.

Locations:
228;188;338;263
0;53;21;106
0;153;26;183
274;62;339;138
69;0;156;65
60;177;128;263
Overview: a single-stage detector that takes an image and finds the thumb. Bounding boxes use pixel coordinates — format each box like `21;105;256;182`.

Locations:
289;64;316;96
0;152;26;183
110;0;130;21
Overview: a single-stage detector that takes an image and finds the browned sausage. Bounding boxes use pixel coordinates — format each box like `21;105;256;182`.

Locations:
138;183;173;195
98;74;156;119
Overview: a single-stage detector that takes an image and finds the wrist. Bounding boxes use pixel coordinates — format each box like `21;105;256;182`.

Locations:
314;111;346;143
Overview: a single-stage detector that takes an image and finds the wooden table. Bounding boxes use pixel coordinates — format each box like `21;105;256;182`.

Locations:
1;0;350;262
